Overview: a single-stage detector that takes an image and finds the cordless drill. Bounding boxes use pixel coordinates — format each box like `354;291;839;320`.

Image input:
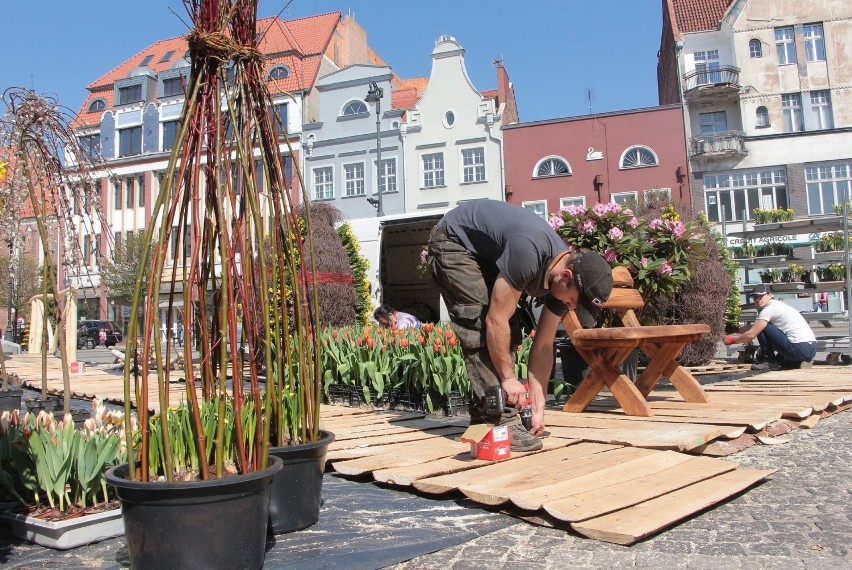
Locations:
486;381;533;430
518;379;533;430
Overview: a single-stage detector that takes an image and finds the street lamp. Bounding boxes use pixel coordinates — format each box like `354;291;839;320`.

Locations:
364;80;384;217
5;238;14;342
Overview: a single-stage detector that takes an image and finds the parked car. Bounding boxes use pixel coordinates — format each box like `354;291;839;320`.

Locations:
77;320;123;349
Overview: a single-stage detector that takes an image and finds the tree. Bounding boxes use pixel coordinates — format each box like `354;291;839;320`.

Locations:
0;254;41;322
100;231;151;314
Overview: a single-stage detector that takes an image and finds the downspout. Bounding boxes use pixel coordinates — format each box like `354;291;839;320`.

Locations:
485;112;505;202
675;39;692;204
398;122;407;212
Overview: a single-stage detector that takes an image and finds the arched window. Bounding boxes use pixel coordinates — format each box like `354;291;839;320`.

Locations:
342;100;368;116
88;99;106;113
619;146;659;169
533;157;571;178
756;106;770;127
749;39;763;58
266;65;290;80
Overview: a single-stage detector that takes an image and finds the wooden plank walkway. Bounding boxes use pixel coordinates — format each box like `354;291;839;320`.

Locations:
4;352;851;545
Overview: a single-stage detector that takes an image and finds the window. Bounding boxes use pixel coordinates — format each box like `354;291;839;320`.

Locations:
444;111;455;128
806;162;851;215
83;235;91;266
159;50;175;63
611;192;638;209
756;106;770;127
118;84;143;105
782;93;804;132
775;27;796;65
809;90;833;130
125;178;135;208
273;103;287;135
699;111;728;134
162;77;184;97
522;201;547;219
119;126;142;156
644;188;672;207
170;225;191;260
140;55;154;66
113;180;122;209
422;153;445;188
138;175;145;207
342;100;367;115
79;134;100;159
267;65;290;80
461;147;485;183
376;158;396;194
749;39;763;58
163;120;179;150
114;232;122;250
803;24;825;62
620;146;658;169
703;170;787;222
313;167;333;200
343;163;365;197
694;50;720;84
560;196;586;209
88;99;106;113
534;157;571;178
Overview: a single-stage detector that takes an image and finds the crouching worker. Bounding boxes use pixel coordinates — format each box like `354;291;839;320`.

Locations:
724;284;817;370
427;200;613;451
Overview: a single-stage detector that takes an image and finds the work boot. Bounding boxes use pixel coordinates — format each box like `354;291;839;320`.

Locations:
509;424;542;452
751;361;781;371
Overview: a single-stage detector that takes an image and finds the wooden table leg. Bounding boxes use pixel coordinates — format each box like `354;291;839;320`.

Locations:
563;347;652;416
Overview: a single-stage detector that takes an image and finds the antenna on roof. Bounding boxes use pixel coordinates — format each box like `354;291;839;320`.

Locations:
586;87;595;114
492;57;504;68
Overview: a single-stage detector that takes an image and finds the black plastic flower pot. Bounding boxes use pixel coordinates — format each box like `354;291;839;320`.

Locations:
24;394;63;414
105;456;283;570
267;430;335;534
0;386;22;414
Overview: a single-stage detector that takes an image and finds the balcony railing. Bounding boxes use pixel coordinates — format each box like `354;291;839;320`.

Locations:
689;131;747;158
683;65;741;94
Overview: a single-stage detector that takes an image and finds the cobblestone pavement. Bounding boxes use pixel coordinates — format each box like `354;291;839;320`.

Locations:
391;408;852;570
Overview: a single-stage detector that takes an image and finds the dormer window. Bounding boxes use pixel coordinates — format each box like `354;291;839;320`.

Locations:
267;65;290;80
88;99;106;113
342;100;368;116
162;77;184;97
118;84;143;105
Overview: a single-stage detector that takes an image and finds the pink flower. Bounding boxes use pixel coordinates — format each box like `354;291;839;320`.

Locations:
579;219;596;234
604;249;617;262
628;217;639;228
640;257;649;267
671;221;686;238
649;219;663;230
607;227;623;240
419;248;429;265
563;205;586;216
548;216;565;229
593;203;610;216
658;262;673;274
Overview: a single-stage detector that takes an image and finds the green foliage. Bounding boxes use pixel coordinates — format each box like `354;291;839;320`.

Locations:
752;208;794;224
337;222;372;326
100;231;151;303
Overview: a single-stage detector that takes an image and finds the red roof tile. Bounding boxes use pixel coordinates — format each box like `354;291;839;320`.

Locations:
74;11;342;127
391;77;428;110
669;0;733;34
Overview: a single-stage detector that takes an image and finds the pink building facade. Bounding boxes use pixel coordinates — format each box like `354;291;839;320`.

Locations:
502;105;692;218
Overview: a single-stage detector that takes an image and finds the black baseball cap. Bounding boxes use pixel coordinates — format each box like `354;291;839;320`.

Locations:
573;250;614;328
750;284;771;299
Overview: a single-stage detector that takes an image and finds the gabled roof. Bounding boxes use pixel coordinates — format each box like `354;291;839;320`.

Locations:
391;77;428;110
74;11;342;127
667;0;733;34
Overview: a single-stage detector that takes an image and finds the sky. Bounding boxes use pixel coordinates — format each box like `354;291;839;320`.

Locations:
3;1;664;123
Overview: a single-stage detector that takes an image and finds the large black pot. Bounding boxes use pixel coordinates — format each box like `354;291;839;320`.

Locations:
0;386;22;414
268;430;335;534
105;456;283;570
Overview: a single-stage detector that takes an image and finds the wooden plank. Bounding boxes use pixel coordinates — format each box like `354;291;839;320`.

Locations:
413;441;620;495
509;447;660;510
330;421;466;442
542;455;738;522
557;409;777;431
546;422;723;451
373;438;576;486
571;469;775;545
327;426;465;460
455;443;624;506
333;436;470;476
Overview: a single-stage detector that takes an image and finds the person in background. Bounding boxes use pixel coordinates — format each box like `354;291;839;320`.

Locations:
373;305;421;330
427;200;613;452
724;284;817;370
819;291;829;312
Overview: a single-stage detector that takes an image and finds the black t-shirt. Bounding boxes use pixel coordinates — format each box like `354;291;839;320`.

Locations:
437;200;568;315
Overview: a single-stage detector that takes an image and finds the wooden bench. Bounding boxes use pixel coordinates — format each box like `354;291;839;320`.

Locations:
561;266;711;416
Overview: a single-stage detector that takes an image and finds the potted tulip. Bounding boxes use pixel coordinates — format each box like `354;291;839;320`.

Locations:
103;1;330;566
0;401;127;549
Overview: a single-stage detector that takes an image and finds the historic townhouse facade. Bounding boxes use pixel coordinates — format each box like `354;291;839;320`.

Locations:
67;12;384;326
658;0;852;224
502;105;691;218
